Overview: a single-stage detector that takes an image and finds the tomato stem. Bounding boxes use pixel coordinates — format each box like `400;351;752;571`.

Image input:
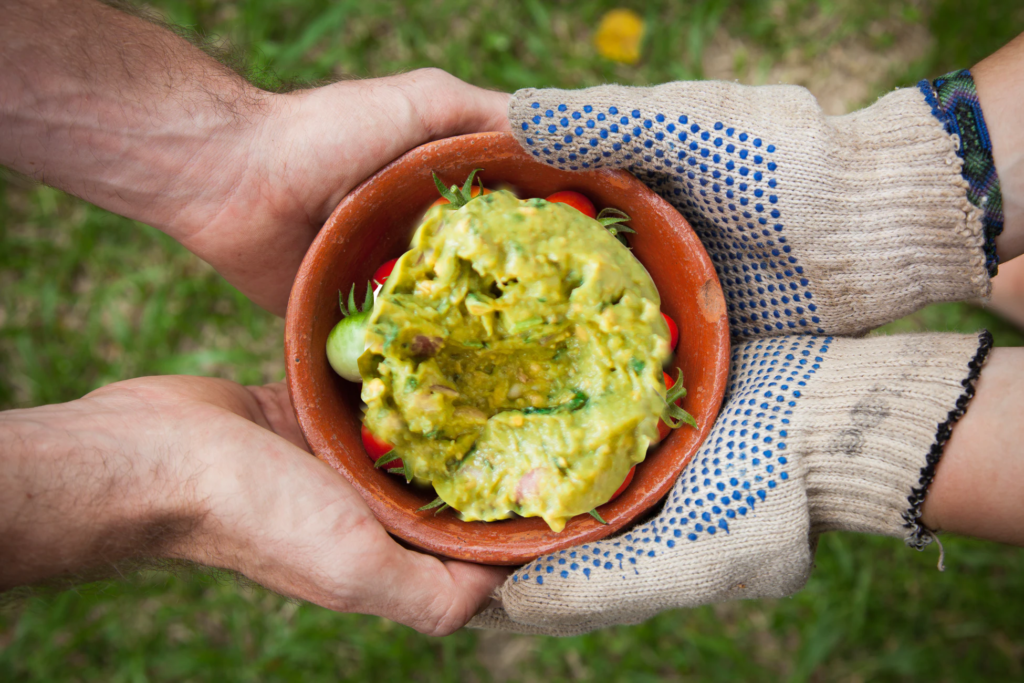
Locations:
431;169;484;208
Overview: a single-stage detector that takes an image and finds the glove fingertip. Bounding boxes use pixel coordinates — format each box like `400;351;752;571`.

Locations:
509;88;541;120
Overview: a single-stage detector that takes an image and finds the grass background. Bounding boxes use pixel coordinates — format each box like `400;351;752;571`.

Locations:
2;0;1024;680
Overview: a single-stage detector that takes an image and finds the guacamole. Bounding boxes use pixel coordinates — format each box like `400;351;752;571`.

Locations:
358;191;671;531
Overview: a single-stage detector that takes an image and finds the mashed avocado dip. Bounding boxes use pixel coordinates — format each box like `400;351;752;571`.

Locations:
358;190;671;532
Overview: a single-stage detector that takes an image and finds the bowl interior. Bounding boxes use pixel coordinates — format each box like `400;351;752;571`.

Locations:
285;132;729;565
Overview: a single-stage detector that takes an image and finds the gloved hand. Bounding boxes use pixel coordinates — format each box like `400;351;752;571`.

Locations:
471;332;991;635
468;78;998;635
506;80;993;338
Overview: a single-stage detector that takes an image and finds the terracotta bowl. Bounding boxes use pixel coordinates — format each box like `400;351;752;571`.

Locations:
285;132;729;566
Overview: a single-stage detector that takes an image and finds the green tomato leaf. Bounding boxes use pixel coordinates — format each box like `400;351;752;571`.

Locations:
665;368;687;404
373;452;402;468
460;168;483;200
418;496;447;511
432;171;461;205
363;279;374;310
347;284;357;317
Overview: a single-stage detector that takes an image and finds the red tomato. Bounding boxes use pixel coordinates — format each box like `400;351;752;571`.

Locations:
662;312;679;351
609;466;635;502
361;424;402;470
657;371;682;442
373;258;398;287
430;185;491;208
544;190;597;218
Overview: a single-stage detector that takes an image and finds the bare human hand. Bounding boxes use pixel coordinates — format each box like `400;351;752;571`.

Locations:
182;69;511;315
0;0;511;315
0;377;507;635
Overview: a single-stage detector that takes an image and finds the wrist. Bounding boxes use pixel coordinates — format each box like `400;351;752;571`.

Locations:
0;395;205;587
134;82;277;243
162;89;327;314
920;347;1024;546
973;33;1024;262
0;0;273;244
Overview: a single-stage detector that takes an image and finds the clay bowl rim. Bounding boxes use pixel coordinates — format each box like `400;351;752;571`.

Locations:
285;131;730;566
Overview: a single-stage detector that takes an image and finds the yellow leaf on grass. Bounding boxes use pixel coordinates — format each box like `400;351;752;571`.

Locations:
593;9;645;65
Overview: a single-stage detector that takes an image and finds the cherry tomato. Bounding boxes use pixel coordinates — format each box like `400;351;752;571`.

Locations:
544;190;597;219
373;258;398;287
361;424;402;470
609;466;635;502
662;312;679;351
430;185;491;208
657;371;683;442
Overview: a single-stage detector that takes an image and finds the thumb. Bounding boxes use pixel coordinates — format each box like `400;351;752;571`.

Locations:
386;67;511;140
300;68;510;224
507;84;651;171
362;542;510;636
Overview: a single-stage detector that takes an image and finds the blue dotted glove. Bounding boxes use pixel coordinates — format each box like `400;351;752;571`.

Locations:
507;82;990;338
470;332;990;635
467;80;995;636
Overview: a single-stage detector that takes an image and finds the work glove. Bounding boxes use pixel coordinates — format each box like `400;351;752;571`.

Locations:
469;74;999;635
505;77;998;339
471;331;991;635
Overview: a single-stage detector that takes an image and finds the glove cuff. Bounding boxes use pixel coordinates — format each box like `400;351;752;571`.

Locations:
798;332;992;546
922;69;1004;277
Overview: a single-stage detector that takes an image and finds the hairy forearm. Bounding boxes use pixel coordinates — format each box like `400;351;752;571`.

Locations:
975;32;1024;261
921;347;1024;546
0;0;268;240
0;397;197;589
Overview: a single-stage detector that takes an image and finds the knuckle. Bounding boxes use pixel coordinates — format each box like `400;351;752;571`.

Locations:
414;571;470;636
420;597;466;637
409;66;454;84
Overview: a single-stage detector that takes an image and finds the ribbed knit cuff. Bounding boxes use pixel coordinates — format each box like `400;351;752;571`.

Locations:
920;70;1003;276
801;332;992;546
